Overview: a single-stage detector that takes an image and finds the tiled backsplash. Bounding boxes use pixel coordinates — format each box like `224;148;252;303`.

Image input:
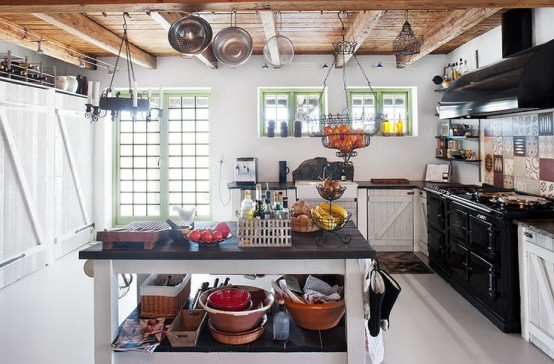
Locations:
483;111;554;198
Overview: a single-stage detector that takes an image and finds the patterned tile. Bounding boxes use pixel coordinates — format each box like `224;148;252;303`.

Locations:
484;137;494;157
502;117;513;137
494;172;504;187
513;156;526;178
492;119;503;137
538;112;554;136
483;120;493;137
493;137;503;155
539;136;554;158
503;175;513;189
493;155;503;172
504;158;514;176
513;136;526;156
503;137;513;157
540;181;554;198
526;136;539;157
514;177;526;192
524;179;541;195
484;171;494;185
512;114;539;136
539;158;554;182
526;157;540;180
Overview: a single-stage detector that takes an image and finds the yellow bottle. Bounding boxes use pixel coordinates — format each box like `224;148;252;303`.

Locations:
395;114;403;136
382;114;390;136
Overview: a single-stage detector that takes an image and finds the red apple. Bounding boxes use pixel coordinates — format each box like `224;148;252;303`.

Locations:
215;222;231;237
189;230;202;241
200;230;213;242
212;230;223;241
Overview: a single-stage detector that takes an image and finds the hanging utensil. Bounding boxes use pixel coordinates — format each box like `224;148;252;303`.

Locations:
213;12;253;67
168;14;213;56
263;12;294;67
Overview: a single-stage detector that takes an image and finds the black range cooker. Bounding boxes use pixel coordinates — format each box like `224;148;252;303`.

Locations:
423;184;554;333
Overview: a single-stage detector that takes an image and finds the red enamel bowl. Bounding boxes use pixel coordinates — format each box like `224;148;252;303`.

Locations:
207;287;251;311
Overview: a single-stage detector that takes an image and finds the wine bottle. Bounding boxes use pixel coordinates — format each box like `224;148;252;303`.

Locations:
273;192;283;218
382;114;391;136
281;196;290;220
239;190;255;219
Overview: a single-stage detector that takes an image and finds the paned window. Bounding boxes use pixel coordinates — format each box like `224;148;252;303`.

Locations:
115;91;211;225
259;88;324;137
349;88;414;136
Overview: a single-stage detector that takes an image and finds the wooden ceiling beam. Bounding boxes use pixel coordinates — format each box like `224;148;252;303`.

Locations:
0;16;96;69
149;11;217;69
335;10;385;68
259;11;280;68
33;12;157;70
395;8;501;68
0;1;549;13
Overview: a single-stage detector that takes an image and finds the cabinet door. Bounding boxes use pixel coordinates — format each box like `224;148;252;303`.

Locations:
469;251;501;311
0;84;51;288
469;214;496;261
367;189;414;251
449;204;468;246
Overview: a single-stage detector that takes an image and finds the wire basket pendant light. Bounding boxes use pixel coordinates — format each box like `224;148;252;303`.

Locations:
392;10;422;56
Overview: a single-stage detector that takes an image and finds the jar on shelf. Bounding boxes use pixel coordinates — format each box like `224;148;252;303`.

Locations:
280;121;288;138
267;120;275;138
294;120;302;137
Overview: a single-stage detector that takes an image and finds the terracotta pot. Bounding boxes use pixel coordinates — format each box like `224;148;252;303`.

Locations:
284;298;345;330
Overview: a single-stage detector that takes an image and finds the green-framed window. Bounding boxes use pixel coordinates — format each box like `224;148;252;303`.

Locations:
349;88;414;136
259;88;325;137
115;90;211;225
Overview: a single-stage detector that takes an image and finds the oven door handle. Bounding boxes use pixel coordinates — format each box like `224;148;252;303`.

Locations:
489;267;497;301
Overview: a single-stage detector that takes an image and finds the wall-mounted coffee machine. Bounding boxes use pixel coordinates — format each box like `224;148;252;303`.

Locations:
234;157;257;184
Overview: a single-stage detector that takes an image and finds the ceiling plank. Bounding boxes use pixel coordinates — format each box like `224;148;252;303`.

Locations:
0;16;96;69
335;10;385;68
259;11;280;68
395;8;501;67
32;12;157;69
149;11;217;69
0;1;550;13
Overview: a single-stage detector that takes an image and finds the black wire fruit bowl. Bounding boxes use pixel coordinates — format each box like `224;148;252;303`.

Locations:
316;184;347;200
311;211;351;232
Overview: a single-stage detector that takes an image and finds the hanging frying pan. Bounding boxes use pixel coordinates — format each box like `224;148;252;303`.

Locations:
213;26;253;67
168;15;213;55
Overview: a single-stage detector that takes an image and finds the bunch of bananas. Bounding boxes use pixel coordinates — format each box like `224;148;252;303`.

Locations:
311;202;348;231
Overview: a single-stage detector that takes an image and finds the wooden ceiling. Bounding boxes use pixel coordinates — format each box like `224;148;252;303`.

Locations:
0;1;546;70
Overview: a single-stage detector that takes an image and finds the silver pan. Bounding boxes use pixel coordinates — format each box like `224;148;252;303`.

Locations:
168;15;213;55
213;26;253;67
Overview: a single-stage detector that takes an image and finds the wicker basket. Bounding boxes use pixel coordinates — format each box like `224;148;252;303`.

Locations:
291;216;319;232
237;218;292;247
140;274;191;319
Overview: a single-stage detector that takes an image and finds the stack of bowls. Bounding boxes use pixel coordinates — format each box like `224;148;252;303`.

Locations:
199;285;274;344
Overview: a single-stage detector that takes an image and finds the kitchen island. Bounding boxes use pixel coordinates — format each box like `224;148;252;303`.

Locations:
80;222;375;364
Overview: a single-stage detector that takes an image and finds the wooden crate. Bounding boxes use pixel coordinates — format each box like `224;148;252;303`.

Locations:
167;309;207;347
237;218;292;247
96;221;171;250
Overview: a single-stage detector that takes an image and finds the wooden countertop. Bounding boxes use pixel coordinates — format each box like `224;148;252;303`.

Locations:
79;221;375;261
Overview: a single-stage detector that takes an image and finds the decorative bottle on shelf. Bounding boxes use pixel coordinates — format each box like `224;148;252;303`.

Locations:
382;114;391;136
280;121;288;138
255;184;264;219
395;114;403;136
273;301;290;341
281;196;290;220
240;190;255;219
273;191;283;218
267;120;275;138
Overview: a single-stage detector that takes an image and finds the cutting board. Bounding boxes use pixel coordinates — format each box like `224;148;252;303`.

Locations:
370;178;410;184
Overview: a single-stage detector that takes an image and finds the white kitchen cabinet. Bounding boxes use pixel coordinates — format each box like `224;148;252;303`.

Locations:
0;80;94;289
519;225;554;360
414;189;428;256
367;189;414;251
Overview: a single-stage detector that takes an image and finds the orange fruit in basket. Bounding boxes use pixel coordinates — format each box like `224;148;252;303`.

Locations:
323;125;332;135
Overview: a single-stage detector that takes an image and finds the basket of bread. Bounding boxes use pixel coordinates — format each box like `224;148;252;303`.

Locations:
290;200;319;232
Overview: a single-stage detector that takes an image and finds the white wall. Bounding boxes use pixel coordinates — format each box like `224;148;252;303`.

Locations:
88;54;445;221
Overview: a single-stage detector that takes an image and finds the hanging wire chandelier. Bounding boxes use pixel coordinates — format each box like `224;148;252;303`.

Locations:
85;13;162;122
307;11;382;165
392;10;422;56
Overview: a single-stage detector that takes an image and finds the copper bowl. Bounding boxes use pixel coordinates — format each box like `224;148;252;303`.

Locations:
284;299;345;330
198;285;274;333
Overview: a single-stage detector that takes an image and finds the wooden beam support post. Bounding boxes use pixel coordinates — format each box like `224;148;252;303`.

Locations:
33;12;157;70
259;11;280;68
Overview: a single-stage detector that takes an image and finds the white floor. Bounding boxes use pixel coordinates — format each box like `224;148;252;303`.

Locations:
0;247;552;364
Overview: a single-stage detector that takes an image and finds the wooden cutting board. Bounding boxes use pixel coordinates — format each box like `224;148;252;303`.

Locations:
370;178;410;184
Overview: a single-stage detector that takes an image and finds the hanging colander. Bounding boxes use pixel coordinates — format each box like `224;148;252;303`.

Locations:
263;35;294;67
168;15;213;55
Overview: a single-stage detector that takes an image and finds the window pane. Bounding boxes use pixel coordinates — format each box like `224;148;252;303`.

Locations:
169;97;181;108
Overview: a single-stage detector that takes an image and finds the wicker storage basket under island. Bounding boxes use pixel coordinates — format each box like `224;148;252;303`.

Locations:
140;274;191;319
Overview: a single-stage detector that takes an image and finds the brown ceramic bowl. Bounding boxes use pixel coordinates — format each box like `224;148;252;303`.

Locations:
199;285;274;333
284;299;345;330
207;315;267;345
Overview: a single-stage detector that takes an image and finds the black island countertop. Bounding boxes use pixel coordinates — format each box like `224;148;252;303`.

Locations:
79;221;375;261
227;180;456;190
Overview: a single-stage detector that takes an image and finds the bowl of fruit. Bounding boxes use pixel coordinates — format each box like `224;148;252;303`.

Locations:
186;222;232;246
316;178;346;200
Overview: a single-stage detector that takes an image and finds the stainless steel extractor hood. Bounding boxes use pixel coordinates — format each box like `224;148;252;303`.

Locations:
438;38;554;119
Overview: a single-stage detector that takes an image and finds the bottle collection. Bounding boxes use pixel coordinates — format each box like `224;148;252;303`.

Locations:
240;184;290;221
441;57;469;88
381;114;404;136
1;51;55;88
